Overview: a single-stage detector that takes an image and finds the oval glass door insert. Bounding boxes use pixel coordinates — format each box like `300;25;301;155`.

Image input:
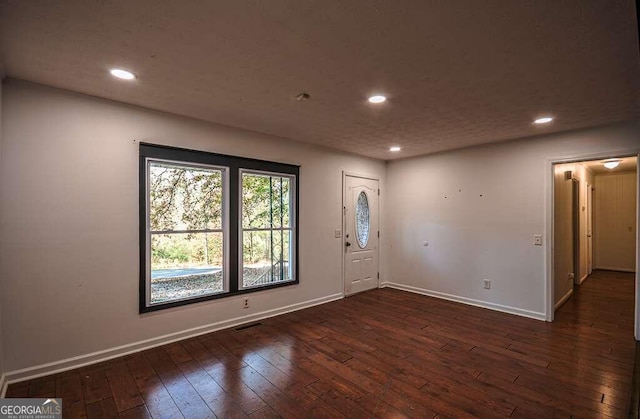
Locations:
355;191;370;248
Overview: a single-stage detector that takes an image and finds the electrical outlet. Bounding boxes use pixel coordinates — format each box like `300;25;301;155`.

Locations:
483;279;491;289
243;298;249;309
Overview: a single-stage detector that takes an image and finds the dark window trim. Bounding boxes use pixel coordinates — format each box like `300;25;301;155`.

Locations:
239;169;297;290
139;143;300;313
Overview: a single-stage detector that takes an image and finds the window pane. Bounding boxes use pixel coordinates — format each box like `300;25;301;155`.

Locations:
273;177;291;228
355;191;370;248
242;173;291;229
151;232;224;303
242;230;293;287
274;229;293;281
242;173;272;229
242;230;271;287
150;162;223;231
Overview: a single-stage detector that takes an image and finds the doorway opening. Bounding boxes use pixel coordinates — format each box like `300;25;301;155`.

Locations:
551;155;638;333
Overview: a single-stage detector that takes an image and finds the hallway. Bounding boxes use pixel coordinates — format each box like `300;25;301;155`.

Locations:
554;269;636;415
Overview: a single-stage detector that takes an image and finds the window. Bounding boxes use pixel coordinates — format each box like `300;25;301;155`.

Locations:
147;161;227;305
241;171;295;288
355;190;370;248
140;144;299;312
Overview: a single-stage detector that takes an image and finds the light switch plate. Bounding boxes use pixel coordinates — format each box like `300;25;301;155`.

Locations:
335;229;342;238
533;234;543;246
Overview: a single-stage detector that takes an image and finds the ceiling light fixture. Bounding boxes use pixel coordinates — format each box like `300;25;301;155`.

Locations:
109;68;136;80
603;159;621;169
389;146;401;152
533;116;553;124
368;95;387;104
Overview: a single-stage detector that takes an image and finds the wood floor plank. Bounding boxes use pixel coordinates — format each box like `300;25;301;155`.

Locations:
81;368;112;405
208;364;267;414
56;372;85;412
306;382;372;417
86;398;118;419
4;381;29;398
118;405;152;419
249;405;281;418
125;353;183;419
5;270;635;418
176;359;248;418
104;361;144;414
28;375;56;398
143;349;215;419
237;365;309;418
302;398;346;418
254;347;319;387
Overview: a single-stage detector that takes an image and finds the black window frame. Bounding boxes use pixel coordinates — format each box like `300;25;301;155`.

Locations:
239;169;297;290
139;143;300;313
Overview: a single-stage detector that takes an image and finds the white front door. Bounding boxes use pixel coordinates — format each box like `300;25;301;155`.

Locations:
344;174;379;296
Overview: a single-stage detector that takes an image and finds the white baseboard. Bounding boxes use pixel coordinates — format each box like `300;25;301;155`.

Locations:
579;274;588;285
2;293;343;389
594;266;636;273
379;282;546;321
0;374;7;398
554;288;574;310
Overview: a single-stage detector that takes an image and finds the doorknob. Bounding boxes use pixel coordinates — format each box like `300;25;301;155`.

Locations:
345;241;351;247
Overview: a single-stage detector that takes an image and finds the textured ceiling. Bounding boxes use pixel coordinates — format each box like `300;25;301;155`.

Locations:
1;0;639;160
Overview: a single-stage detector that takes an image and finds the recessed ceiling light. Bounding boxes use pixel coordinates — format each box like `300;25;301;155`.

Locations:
533;116;553;124
389;146;401;152
603;159;621;169
368;95;387;104
110;68;136;80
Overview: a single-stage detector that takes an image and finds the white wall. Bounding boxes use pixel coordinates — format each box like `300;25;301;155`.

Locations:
595;172;637;271
0;80;386;374
386;122;640;319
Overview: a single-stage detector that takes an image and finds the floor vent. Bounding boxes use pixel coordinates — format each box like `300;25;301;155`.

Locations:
234;322;262;331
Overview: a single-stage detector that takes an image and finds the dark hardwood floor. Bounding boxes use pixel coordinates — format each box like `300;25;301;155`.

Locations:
5;270;636;418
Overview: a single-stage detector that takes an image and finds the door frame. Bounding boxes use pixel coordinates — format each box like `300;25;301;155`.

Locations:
342;171;380;296
572;177;580;286
587;182;594;275
545;148;640;340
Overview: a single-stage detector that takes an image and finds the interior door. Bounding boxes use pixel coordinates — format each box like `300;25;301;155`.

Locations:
344;175;379;296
